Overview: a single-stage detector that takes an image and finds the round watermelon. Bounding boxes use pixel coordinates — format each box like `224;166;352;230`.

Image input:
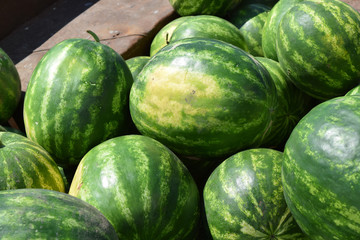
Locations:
255;57;315;149
23;37;133;167
0;188;118;239
169;15;248;51
204;148;306;239
239;11;269;57
0;131;65;192
262;0;304;61
226;3;271;28
0;48;21;124
283;95;360;239
69;134;200;239
276;0;360;100
125;56;150;82
168;0;242;17
150;16;192;56
129;38;277;160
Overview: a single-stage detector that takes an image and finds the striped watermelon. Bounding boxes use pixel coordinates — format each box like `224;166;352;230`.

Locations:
241;0;279;7
168;0;241;17
226;3;271;28
0;48;21;124
0;131;65;192
169;15;248;51
125;56;150;82
0;188;118;239
69;134;200;239
276;0;360;100
150;16;192;56
239;11;269;57
129;38;277;160
204;148;306;239
283;95;360;239
23;37;133;167
255;57;315;149
262;0;304;61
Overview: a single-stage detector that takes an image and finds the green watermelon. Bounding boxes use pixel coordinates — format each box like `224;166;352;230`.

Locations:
0;131;65;192
69;134;200;239
169;15;248;51
262;0;304;61
239;11;269;57
23;36;133;167
129;38;277;160
226;3;271;28
346;85;360;96
125;56;150;82
276;0;360;100
0;188;118;239
241;0;279;7
0;48;21;124
168;0;242;17
150;16;193;56
204;148;306;239
283;95;360;239
255;57;315;149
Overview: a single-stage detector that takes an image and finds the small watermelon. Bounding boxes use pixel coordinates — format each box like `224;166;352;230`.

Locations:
150;16;192;56
204;148;306;239
168;0;242;17
69;134;200;239
0;188;118;239
283;95;360;239
125;56;150;82
0;131;65;192
0;48;21;124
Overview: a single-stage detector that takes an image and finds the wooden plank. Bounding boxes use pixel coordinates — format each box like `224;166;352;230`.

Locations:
11;0;176;92
0;0;58;39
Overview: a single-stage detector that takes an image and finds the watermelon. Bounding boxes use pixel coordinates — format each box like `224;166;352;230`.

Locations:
0;131;65;192
204;148;306;239
241;0;279;7
168;0;242;17
255;57;315;149
346;85;360;96
282;95;360;239
169;15;248;51
226;3;271;28
239;11;269;57
0;188;118;239
150;16;192;56
262;0;304;61
129;38;277;160
0;48;21;124
23;36;133;167
69;134;200;239
276;0;360;100
125;56;150;82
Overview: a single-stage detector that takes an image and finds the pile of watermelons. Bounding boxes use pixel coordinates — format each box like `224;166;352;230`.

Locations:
0;0;359;239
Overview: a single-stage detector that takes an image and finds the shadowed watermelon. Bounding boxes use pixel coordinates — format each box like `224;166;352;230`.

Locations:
226;3;271;28
0;48;21;124
169;0;242;17
204;148;306;239
23;36;133;167
283;95;360;239
256;57;315;149
125;56;150;82
69;134;200;239
130;38;277;160
276;0;360;100
0;188;118;239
